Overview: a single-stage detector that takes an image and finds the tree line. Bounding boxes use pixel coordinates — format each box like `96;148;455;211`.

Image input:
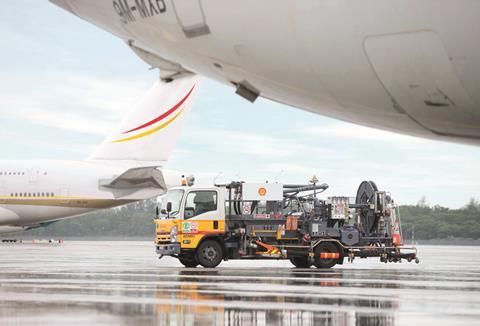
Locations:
400;198;480;240
17;198;480;240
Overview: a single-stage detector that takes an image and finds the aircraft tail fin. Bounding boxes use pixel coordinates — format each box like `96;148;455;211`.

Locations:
88;75;200;164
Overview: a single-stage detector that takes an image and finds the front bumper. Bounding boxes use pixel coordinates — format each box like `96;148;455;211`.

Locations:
156;243;181;256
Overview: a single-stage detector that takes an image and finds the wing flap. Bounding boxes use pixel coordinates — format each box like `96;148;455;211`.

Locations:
100;167;166;190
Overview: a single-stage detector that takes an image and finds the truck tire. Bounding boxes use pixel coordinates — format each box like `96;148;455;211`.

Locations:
289;256;311;268
196;240;223;268
179;254;198;268
314;242;341;269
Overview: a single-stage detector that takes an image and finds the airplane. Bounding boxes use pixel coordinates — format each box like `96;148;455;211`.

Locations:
0;75;200;234
50;0;480;145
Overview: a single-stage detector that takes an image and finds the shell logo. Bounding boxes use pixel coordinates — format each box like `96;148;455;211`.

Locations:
258;187;267;196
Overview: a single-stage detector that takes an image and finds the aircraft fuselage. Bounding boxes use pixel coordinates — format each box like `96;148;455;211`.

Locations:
0;160;180;232
52;0;480;144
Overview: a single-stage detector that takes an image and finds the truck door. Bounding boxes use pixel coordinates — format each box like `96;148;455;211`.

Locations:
172;0;210;38
180;189;223;248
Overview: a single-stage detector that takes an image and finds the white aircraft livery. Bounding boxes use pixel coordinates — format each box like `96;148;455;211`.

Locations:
50;0;480;145
0;75;200;234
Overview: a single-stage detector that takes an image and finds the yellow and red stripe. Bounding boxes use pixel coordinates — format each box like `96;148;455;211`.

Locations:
111;84;195;143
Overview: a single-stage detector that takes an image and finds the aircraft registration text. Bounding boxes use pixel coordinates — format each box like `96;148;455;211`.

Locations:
113;0;166;24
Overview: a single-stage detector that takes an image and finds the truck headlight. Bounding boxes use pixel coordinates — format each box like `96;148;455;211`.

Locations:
170;226;178;243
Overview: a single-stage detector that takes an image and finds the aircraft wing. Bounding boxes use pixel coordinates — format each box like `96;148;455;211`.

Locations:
100;166;166;190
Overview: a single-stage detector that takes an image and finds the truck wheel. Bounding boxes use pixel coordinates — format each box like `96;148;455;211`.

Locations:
196;240;223;268
289;257;311;268
314;242;341;269
178;254;198;268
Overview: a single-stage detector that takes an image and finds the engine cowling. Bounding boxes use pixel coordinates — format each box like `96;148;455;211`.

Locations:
0;207;20;225
0;225;25;234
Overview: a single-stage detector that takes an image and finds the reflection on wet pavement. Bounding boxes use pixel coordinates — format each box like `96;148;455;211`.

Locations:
0;242;479;325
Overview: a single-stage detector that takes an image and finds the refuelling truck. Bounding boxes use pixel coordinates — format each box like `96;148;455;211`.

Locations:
154;179;418;268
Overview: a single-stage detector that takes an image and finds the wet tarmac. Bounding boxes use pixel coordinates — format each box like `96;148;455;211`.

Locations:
0;242;479;325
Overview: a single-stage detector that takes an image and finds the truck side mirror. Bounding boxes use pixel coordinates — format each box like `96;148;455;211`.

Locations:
155;206;159;219
166;202;172;213
184;207;195;219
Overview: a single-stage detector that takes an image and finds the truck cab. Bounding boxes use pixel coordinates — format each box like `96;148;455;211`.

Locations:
155;185;227;267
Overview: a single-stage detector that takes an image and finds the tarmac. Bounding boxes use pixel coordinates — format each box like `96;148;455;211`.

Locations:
0;241;479;325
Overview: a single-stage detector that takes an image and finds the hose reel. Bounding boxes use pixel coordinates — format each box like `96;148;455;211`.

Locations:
355;180;379;235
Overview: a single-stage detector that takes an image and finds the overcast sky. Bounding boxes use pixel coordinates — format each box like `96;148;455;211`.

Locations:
1;1;479;208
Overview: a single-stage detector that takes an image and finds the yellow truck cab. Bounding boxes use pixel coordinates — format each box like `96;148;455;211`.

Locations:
155;185;227;267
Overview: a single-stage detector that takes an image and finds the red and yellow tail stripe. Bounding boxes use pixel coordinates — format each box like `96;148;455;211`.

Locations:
112;84;195;143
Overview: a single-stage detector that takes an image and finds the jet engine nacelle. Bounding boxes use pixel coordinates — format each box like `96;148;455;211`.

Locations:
0;207;20;225
0;225;26;234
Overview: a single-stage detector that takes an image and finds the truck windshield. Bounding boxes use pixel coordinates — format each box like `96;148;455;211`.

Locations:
160;189;184;218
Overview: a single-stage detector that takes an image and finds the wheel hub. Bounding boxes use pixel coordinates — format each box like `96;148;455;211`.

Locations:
203;246;217;261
